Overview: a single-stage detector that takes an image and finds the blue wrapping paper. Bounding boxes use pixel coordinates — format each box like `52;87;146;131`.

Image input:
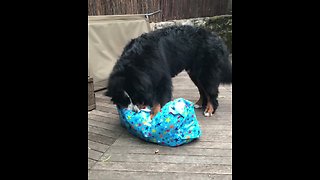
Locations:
118;98;202;147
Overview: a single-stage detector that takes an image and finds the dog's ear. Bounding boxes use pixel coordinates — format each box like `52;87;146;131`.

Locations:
126;66;152;93
105;75;125;97
138;75;153;105
136;75;153;94
126;67;153;105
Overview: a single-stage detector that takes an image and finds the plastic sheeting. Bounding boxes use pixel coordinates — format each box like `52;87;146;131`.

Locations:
88;15;151;90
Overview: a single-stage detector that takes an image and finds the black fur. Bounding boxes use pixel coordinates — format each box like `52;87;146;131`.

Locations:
105;25;232;113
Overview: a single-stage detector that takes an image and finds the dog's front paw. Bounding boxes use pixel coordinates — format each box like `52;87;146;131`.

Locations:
204;111;213;117
150;104;161;120
150;113;156;119
203;104;214;117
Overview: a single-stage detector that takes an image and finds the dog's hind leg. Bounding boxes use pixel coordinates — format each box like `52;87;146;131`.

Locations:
187;72;206;109
199;79;219;117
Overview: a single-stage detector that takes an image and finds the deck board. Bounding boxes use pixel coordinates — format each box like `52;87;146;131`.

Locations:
105;145;232;156
93;162;232;174
89;171;232;180
88;140;110;153
88;149;104;161
88;71;232;178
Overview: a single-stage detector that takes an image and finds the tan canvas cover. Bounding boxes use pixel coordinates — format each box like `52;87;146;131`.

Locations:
88;15;151;90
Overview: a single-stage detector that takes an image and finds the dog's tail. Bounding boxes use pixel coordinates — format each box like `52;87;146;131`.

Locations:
220;55;232;84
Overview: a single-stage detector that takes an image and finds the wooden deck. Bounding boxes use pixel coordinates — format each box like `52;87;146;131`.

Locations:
88;71;232;180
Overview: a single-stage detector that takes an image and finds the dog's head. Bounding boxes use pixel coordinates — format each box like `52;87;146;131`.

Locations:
105;73;130;107
105;63;153;108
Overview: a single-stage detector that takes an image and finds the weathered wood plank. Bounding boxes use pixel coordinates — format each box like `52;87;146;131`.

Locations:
93;79;107;92
106;145;231;157
88;140;110;153
95;100;117;108
112;135;232;149
100;153;231;165
199;129;232;139
173;84;231;90
119;132;232;143
88;113;120;125
172;91;201;95
88;119;123;133
192;134;232;142
92;162;232;174
95;97;110;103
197;119;232;124
89;110;119;119
95;104;119;114
88;132;118;146
89;170;232;180
199;124;232;131
198;120;231;125
200;130;232;137
172;92;232;96
172;86;198;90
94;92;110;99
169;96;231;103
88;159;97;170
88;149;104;161
88;125;121;139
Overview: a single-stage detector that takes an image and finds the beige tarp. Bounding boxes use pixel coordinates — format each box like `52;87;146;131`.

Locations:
88;15;151;90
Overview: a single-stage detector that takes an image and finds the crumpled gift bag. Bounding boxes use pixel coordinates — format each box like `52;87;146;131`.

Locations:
117;98;202;147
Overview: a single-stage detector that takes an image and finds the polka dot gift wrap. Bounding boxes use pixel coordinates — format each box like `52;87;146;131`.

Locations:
118;98;202;147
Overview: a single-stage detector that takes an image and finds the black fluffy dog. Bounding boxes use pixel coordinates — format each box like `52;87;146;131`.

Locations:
105;25;232;118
